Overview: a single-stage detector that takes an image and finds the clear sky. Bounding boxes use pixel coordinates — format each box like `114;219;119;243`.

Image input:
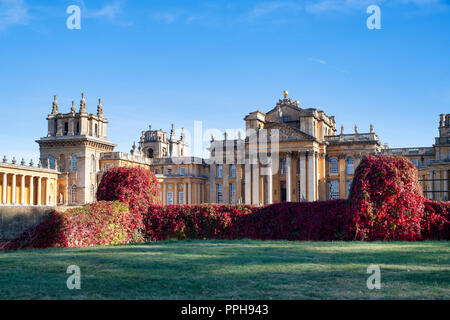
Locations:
0;0;449;161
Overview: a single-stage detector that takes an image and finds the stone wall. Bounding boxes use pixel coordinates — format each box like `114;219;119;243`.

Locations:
0;206;56;240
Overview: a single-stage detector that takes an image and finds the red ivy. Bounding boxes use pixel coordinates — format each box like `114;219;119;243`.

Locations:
97;166;160;231
3;201;139;250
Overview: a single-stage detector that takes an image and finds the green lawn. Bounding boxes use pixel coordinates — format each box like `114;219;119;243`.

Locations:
0;240;448;299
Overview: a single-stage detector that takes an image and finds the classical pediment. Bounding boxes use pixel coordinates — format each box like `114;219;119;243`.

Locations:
246;122;315;142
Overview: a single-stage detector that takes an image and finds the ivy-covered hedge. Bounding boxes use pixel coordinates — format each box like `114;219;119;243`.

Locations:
3;201;140;250
2;156;448;251
421;199;449;240
348;155;426;240
238;200;351;241
143;204;255;240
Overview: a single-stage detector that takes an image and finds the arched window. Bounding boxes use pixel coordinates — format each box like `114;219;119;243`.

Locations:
70;185;77;204
147;148;154;158
346;157;354;175
91;155;95;173
329;157;338;175
48;155;55;169
71;155;77;172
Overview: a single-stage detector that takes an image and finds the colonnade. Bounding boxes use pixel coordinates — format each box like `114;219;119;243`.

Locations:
160;180;204;205
0;171;56;206
243;151;318;205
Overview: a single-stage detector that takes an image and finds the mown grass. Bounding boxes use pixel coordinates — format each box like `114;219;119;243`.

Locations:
0;240;448;300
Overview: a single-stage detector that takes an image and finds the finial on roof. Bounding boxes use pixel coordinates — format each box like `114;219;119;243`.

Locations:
29;159;34;167
283;90;288;98
354;125;358;134
2;155;7;163
224;132;228;140
80;92;86;113
370;124;374;133
21;158;25;166
180;127;185;140
340;125;344;135
97;98;103;117
71;100;76;113
210;134;214;142
295;100;300;107
52;95;59;114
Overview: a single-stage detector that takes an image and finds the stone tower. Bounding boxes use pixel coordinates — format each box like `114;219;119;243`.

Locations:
36;94;116;205
138;124;189;159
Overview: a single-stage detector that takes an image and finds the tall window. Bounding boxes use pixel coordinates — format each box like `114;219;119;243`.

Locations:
180;168;185;175
167;192;173;205
64;122;69;135
71;155;77;172
179;191;184;204
217;183;223;203
48;155;55;169
70;185;77;204
91;155;95;173
280;158;286;175
230;164;236;178
346;180;352;198
330;157;338;175
104;163;110;171
230;183;236;204
329;181;339;199
346;157;354;175
217;165;223;178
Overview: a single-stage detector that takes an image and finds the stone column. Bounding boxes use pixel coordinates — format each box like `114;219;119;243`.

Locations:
315;152;319;200
2;173;7;204
267;159;273;204
252;162;259;205
162;183;166;205
435;171;440;201
223;165;229;204
21;175;25;205
429;171;434;200
45;177;49;205
183;183;187;204
236;164;242;204
299;153;307;201
444;170;449;201
307;152;315;201
29;176;34;206
188;182;192;204
286;152;292;202
174;183;178;205
244;163;251;204
11;174;16;205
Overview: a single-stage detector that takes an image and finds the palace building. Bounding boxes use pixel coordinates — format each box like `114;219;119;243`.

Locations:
0;91;448;207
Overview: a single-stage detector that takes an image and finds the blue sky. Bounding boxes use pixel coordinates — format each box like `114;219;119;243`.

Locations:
0;0;449;161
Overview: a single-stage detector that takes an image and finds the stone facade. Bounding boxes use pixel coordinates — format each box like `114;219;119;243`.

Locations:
0;91;448;207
